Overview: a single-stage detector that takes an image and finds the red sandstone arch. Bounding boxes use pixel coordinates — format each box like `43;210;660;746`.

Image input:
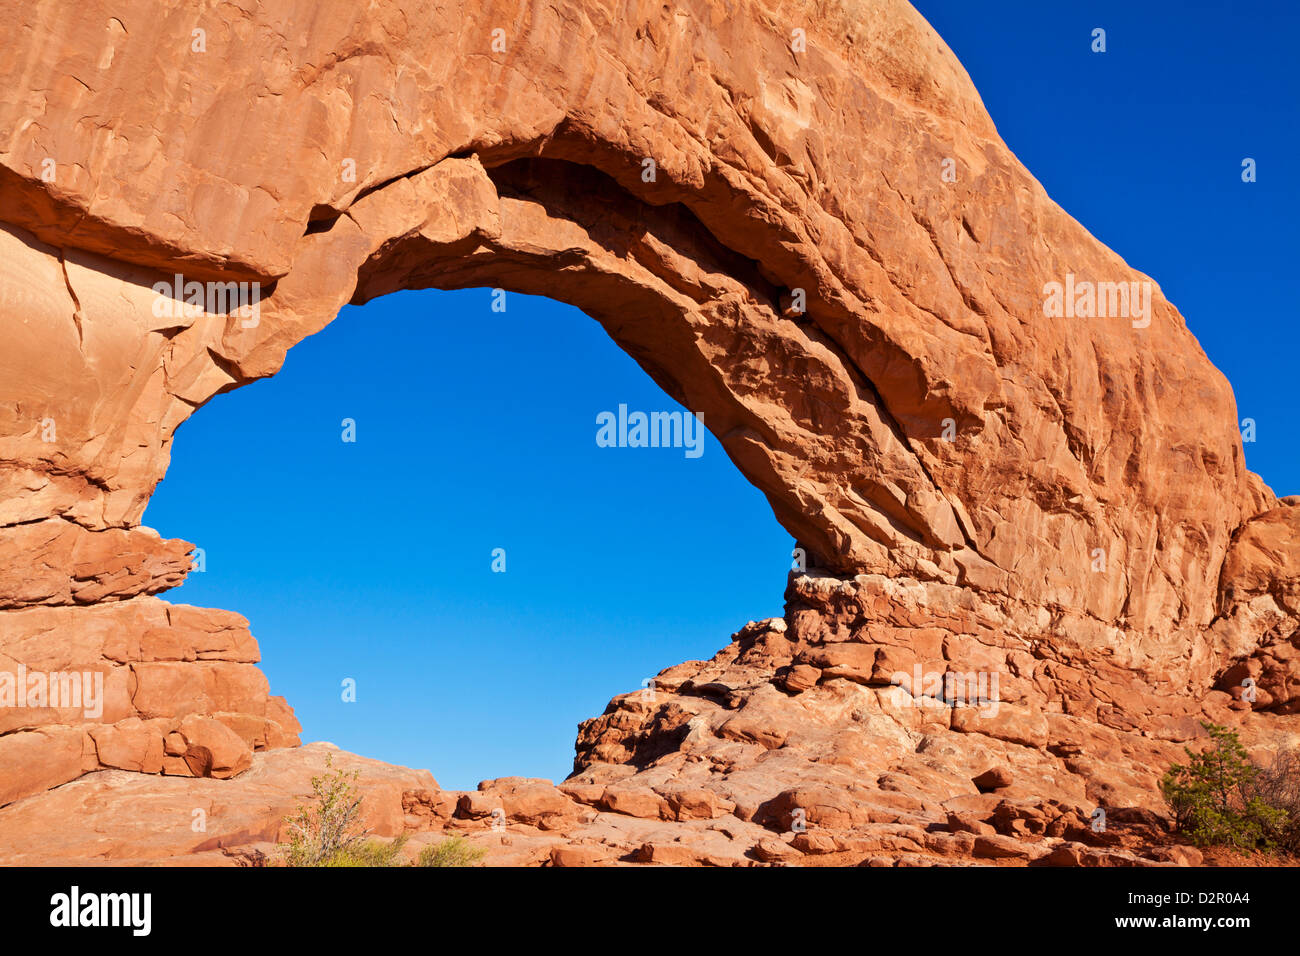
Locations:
1;0;1297;842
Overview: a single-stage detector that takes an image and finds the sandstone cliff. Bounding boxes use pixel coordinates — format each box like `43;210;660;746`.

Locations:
0;0;1296;865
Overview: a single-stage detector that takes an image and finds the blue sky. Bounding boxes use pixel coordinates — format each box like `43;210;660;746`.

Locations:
145;1;1297;789
146;291;794;788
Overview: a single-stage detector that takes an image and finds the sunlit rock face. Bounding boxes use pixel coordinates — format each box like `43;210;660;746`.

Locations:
0;0;1296;864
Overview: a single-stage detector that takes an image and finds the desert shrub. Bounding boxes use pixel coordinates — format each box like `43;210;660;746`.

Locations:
317;835;409;868
282;754;369;867
1243;748;1300;854
1160;722;1288;851
417;836;487;868
281;755;488;867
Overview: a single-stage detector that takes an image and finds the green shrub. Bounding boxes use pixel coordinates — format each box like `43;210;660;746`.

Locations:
282;754;369;867
316;835;409;868
280;754;489;868
416;836;487;868
1160;722;1289;851
1243;748;1300;854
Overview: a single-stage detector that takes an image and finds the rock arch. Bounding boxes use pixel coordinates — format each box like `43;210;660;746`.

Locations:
1;0;1297;852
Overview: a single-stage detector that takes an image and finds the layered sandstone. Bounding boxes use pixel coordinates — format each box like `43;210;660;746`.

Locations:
0;0;1296;865
0;596;300;807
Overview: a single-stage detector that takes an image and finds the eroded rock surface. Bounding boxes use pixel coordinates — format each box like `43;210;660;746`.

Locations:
0;596;300;807
0;0;1296;865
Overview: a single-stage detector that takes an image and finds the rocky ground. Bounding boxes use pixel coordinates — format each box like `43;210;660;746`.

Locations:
4;568;1296;867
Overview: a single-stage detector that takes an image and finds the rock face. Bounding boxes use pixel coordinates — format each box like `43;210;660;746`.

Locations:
0;0;1296;864
0;597;301;807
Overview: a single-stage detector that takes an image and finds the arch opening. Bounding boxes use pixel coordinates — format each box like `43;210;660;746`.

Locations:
144;285;796;789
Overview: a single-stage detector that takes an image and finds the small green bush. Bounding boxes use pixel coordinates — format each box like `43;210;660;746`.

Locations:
1160;722;1288;851
417;836;487;868
1244;748;1300;854
280;756;488;867
282;754;369;867
317;835;409;868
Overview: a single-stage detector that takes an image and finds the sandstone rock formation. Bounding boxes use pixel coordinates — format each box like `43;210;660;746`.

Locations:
0;0;1296;865
0;596;301;807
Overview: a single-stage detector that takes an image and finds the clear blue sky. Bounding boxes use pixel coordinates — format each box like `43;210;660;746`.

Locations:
145;0;1297;790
